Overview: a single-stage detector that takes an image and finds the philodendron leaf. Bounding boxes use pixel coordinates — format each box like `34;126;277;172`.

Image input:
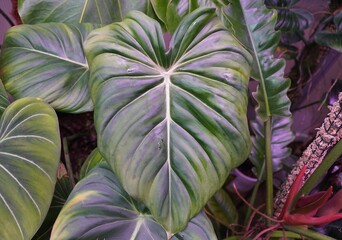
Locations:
51;163;217;240
0;80;9;117
0;23;97;113
79;148;104;179
224;0;291;120
18;0;153;24
151;0;217;33
316;11;342;53
85;8;251;232
265;0;313;32
0;97;60;240
250;115;295;175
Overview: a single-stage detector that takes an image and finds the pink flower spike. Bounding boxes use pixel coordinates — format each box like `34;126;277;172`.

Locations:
284;212;342;226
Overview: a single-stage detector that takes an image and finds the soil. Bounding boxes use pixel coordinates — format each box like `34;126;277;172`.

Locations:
58;112;97;182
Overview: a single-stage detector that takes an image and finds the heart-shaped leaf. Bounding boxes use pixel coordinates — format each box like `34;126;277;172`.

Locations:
85;8;251;232
0;97;61;240
51;162;217;239
18;0;154;24
0;23;97;113
223;0;291;119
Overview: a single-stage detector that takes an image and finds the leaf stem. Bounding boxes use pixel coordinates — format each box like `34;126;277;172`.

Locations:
62;137;76;187
265;117;273;217
284;225;336;240
244;162;265;225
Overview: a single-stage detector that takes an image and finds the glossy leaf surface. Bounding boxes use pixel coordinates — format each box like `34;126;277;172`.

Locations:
224;0;291;119
51;163;217;240
85;8;251;232
18;0;153;24
0;98;60;240
0;23;97;113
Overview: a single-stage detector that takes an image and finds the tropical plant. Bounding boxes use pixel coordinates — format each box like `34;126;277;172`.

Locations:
0;0;341;239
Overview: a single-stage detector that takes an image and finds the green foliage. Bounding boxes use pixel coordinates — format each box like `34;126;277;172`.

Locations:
51;162;217;239
18;0;154;24
0;98;60;240
0;23;97;113
85;8;251;232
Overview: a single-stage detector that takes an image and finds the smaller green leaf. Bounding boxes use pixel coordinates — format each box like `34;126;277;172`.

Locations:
51;163;217;240
315;11;342;53
32;163;73;240
206;189;238;226
0;80;10;117
151;0;217;33
224;0;291;120
79;148;104;179
0;23;97;113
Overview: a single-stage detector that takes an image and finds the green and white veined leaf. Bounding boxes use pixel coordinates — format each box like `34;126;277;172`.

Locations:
0;23;97;113
0;97;60;240
85;8;251;232
51;162;217;240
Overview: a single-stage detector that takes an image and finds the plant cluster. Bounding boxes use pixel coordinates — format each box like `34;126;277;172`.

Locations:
0;0;341;239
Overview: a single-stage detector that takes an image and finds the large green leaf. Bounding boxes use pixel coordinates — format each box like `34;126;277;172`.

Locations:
316;11;342;53
265;0;313;32
250;115;294;174
85;8;251;232
224;0;291;120
18;0;154;24
0;23;97;113
51;162;217;240
0;80;10;117
0;97;60;240
151;0;217;33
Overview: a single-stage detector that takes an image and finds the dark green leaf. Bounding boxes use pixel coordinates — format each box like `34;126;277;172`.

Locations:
85;8;251;232
265;0;313;32
51;163;217;239
0;97;60;240
224;0;291;120
0;23;97;113
79;148;104;179
18;0;153;24
206;189;238;226
315;11;342;53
